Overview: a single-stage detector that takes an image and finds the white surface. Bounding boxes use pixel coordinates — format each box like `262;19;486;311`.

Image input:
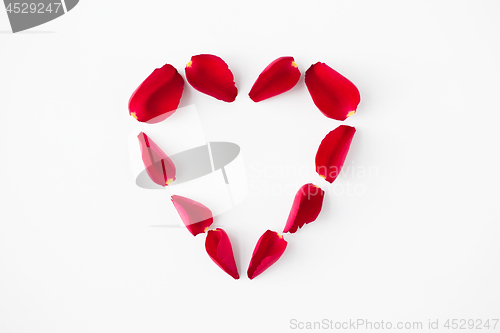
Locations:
1;1;499;332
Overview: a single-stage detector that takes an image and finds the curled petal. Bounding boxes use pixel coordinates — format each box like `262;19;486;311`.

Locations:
305;62;360;121
283;183;325;234
205;228;239;279
249;56;300;102
316;125;356;183
171;195;213;236
129;64;184;123
247;230;287;280
138;132;176;186
185;54;238;102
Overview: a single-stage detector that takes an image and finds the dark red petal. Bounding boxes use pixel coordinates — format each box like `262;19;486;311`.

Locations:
283;183;325;234
185;54;238;102
305;62;360;121
248;56;301;102
247;230;287;280
316;125;356;183
129;64;184;123
137;132;176;186
205;228;239;279
171;195;213;236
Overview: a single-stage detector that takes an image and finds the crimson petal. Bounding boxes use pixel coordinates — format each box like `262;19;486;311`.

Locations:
247;230;287;280
129;64;184;123
305;62;360;121
205;228;239;279
171;195;213;236
316;125;356;183
249;56;301;102
283;183;325;234
138;132;176;186
185;54;238;102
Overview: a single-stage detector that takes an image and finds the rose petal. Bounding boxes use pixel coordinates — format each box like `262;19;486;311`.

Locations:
171;195;213;236
283;183;325;234
248;56;301;102
138;132;176;186
316;125;356;183
185;54;238;102
129;64;184;123
247;230;287;280
205;228;239;279
305;62;360;121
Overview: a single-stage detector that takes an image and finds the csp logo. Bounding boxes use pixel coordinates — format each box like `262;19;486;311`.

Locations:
3;0;78;33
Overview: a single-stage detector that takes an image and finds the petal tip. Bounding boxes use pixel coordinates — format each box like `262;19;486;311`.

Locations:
248;56;301;102
185;54;238;102
138;132;176;187
205;228;240;279
247;230;287;279
128;64;184;123
315;125;356;183
305;62;360;121
171;195;213;236
283;184;325;234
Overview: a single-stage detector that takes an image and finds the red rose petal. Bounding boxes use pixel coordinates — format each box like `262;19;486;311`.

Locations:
305;62;360;121
283;183;325;234
247;230;287;280
205;228;239;279
129;64;184;123
185;54;238;102
248;56;301;102
138;132;176;187
316;125;356;183
171;195;213;236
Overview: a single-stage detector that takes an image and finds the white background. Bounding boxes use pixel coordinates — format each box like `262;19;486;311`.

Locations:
1;1;499;332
